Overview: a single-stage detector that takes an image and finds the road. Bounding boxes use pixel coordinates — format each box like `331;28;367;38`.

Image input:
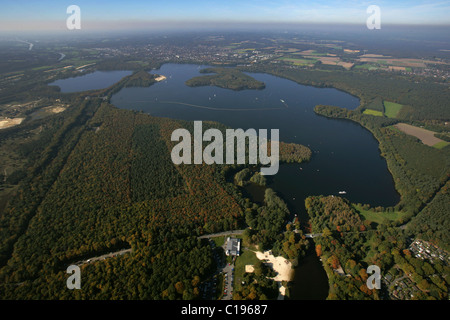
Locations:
198;230;245;239
305;233;323;238
73;248;132;266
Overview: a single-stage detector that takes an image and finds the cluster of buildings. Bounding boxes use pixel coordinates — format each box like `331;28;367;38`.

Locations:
408;239;449;265
383;273;421;300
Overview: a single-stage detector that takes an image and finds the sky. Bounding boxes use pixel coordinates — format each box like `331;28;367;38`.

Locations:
0;0;449;31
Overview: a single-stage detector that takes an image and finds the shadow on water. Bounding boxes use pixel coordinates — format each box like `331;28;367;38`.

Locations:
289;241;329;300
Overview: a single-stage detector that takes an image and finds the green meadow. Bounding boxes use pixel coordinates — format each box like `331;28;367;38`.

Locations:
278;57;317;66
353;204;406;225
433;141;450;150
234;249;260;291
383;101;403;118
363;109;384;117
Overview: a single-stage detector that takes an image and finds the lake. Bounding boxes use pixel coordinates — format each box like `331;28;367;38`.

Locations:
110;64;399;212
49;70;132;93
53;64;400;299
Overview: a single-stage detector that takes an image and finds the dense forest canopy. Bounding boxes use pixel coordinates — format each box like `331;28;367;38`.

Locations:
185;68;266;91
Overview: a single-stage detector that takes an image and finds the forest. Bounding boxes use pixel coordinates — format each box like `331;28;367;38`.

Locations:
306;195;449;300
0;73;312;298
0;100;247;299
185;68;266;91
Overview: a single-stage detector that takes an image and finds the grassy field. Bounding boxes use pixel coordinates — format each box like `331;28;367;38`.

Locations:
433;141;450;149
363;109;384;117
354;63;379;70
383;101;403;118
212;236;225;247
278;57;317;66
354;204;406;225
31;65;52;71
234;249;260;291
294;51;327;56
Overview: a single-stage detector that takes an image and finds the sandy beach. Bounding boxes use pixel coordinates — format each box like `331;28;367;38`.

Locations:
250;250;294;299
254;250;294;282
155;75;167;82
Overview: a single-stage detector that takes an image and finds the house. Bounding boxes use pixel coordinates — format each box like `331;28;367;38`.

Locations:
225;237;240;256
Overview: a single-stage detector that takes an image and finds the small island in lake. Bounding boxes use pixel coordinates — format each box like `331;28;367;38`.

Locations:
185;67;266;91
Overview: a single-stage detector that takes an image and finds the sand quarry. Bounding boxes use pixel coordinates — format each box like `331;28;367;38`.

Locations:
0;117;24;129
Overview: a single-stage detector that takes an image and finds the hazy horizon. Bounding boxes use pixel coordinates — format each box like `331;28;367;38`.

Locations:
1;0;450;32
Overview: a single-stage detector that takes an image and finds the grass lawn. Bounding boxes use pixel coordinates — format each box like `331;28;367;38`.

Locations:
234;249;260;291
355;63;378;70
433;141;450;149
363;109;384;117
294;51;328;56
383;101;403;118
353;204;406;225
212;236;225;247
278;57;317;66
32;65;52;71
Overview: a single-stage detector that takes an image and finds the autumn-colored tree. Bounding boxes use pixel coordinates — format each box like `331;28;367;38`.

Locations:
193;287;200;297
175;281;185;295
327;255;340;269
315;244;322;257
403;249;411;256
191;275;200;287
359;268;368;282
360;284;373;296
247;291;257;300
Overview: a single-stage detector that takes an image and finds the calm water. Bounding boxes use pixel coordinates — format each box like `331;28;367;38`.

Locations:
110;64;399;214
49;70;132;93
54;64;400;299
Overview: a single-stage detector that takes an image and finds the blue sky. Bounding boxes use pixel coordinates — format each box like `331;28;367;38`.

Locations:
1;0;449;31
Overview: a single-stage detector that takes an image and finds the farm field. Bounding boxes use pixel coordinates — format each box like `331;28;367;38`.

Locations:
394;123;447;147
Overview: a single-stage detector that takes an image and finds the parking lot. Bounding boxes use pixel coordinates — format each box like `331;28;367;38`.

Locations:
199;239;236;300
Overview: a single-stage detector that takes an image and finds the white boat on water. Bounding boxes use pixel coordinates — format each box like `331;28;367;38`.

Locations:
280;99;285;103
339;191;347;194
